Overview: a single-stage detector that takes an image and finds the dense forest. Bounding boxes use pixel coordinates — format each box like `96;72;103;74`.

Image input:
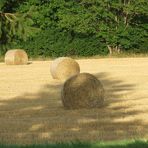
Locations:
0;0;148;57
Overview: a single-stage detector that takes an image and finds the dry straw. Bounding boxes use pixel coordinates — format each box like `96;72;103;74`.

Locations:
50;57;80;81
5;49;28;65
61;73;105;109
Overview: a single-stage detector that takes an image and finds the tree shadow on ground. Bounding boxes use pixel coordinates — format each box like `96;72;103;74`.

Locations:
0;72;147;145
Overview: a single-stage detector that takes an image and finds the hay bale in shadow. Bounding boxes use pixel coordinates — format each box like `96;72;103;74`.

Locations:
50;57;80;81
5;49;28;65
61;73;104;109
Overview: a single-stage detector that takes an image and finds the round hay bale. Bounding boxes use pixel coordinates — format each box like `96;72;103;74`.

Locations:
61;73;105;109
5;49;28;65
50;57;80;80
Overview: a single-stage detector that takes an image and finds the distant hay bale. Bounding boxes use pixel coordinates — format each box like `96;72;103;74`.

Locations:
61;73;105;109
5;49;28;65
50;57;80;80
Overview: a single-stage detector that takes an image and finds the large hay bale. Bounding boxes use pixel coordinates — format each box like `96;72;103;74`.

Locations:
5;49;28;65
50;57;80;80
61;73;105;109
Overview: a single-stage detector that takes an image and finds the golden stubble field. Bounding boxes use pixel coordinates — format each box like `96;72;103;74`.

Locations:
0;58;148;144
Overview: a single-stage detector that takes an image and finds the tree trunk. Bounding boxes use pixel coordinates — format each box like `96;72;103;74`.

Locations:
107;45;121;54
107;45;113;55
115;45;121;53
124;0;130;27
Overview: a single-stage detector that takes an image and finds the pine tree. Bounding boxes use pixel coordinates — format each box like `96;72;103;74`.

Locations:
0;0;25;54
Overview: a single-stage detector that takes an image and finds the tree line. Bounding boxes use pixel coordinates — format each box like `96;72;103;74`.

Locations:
0;0;148;57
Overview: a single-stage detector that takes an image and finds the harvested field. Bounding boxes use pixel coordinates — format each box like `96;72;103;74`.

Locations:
0;58;148;144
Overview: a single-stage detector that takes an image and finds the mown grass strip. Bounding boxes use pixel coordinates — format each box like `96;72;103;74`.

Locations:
0;140;148;148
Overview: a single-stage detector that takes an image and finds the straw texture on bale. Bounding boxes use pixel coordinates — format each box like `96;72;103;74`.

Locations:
50;57;80;80
5;49;28;65
61;73;105;109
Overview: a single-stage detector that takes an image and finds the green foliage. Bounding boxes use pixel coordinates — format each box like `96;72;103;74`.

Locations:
0;0;40;55
0;0;26;12
57;0;148;53
0;12;26;55
0;0;27;55
0;0;148;57
14;28;107;57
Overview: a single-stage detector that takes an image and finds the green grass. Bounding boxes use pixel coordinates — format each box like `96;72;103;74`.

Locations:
0;140;148;148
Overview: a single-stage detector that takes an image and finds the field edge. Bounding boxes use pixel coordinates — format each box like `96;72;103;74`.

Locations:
0;139;148;148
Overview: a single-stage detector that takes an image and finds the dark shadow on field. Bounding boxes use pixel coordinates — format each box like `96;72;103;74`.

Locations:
0;72;147;144
94;72;136;107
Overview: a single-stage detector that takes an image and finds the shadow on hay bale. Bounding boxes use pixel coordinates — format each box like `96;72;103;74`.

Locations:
5;49;28;65
50;57;80;81
61;73;104;109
